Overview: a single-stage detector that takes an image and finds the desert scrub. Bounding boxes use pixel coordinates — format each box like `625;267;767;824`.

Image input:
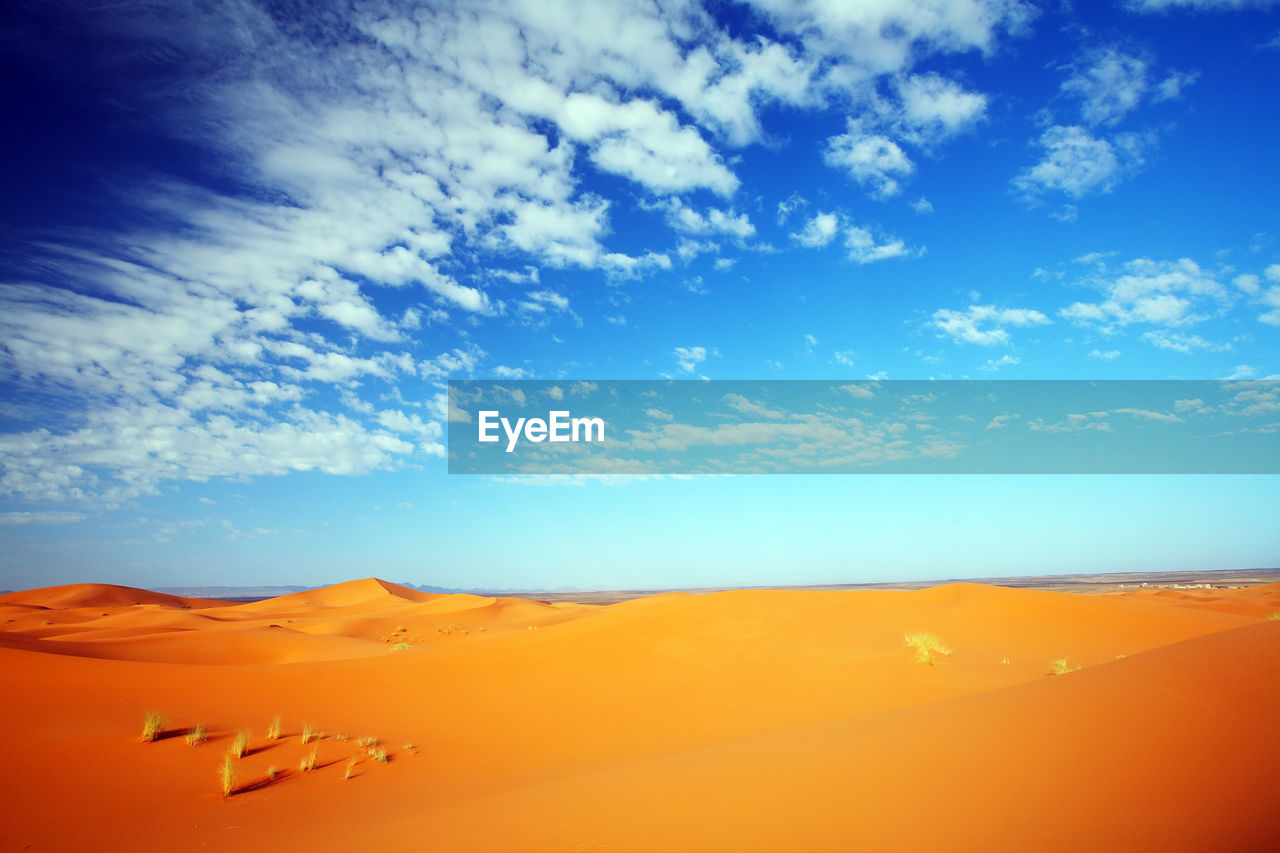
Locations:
186;722;208;746
301;722;315;744
368;746;388;764
229;729;252;758
1049;658;1080;676
298;748;317;772
1267;612;1280;621
357;735;379;749
394;642;412;650
344;758;358;779
219;755;236;798
403;743;417;754
140;710;167;742
266;715;281;740
904;632;953;666
265;765;277;781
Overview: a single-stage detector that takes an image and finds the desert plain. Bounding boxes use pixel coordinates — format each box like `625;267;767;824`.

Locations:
1;575;1278;852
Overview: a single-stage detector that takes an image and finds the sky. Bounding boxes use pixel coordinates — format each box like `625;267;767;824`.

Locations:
1;0;1278;592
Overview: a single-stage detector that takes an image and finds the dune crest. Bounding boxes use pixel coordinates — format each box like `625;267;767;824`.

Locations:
0;582;219;611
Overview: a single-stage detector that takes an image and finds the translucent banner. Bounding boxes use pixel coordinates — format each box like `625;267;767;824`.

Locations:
447;380;1280;474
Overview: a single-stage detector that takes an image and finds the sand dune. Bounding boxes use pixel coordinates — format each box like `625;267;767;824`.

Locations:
0;578;1275;851
0;582;224;610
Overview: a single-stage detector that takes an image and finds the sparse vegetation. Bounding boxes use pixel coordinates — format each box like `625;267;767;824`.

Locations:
267;715;281;740
141;710;167;742
219;755;236;798
903;632;952;666
230;729;251;758
344;758;358;779
301;722;315;744
403;743;417;754
368;746;388;764
265;765;277;781
357;735;378;749
299;748;317;772
1267;612;1280;621
186;722;208;746
395;625;407;633
333;733;348;742
1049;658;1080;676
394;642;412;650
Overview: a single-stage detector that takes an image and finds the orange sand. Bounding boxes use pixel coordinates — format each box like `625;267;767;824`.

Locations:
1;578;1277;851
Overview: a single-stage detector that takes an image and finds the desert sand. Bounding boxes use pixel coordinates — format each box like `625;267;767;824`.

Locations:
1;577;1277;851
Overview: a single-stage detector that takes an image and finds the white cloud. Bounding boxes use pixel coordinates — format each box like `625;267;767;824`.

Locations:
419;347;484;380
666;200;756;239
674;346;710;373
0;511;88;526
1128;0;1275;10
1089;349;1122;360
894;73;988;143
745;0;1035;76
0;0;1044;506
792;212;841;248
1013;125;1149;199
825;122;914;198
523;290;571;312
930;304;1051;346
1062;48;1150;126
981;354;1021;371
845;225;912;264
1235;274;1261;295
1141;330;1220;353
1058;257;1230;333
1153;69;1200;101
776;193;807;224
911;197;934;214
833;351;857;368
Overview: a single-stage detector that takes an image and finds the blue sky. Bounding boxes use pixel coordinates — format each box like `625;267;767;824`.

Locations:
1;0;1278;591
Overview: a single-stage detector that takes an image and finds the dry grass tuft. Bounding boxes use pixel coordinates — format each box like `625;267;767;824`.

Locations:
141;710;167;743
186;722;208;747
219;755;236;798
344;758;358;779
1048;658;1080;676
266;715;281;740
903;632;953;666
301;722;315;744
230;729;251;759
298;748;317;772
